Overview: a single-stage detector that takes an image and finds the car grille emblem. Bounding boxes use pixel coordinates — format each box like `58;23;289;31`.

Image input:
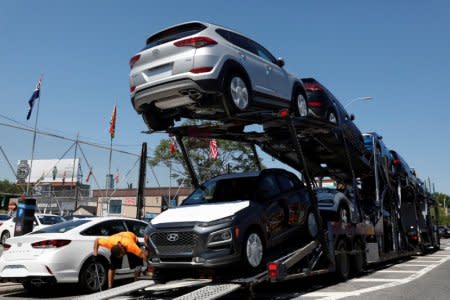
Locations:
167;233;179;242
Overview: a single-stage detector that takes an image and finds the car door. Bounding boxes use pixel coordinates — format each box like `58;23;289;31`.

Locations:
252;42;290;101
81;220;132;274
227;32;270;95
256;173;285;245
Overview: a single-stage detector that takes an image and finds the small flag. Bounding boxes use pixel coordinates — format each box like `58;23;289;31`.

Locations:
209;139;218;160
114;169;120;184
86;168;93;183
26;78;42;120
109;104;117;139
169;138;177;154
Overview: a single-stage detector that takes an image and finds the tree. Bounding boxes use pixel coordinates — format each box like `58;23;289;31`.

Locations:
149;124;262;186
0;179;22;194
433;192;450;226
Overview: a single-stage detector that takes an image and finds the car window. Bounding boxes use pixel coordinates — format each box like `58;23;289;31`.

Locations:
251;40;277;64
229;32;256;54
144;22;207;49
31;219;91;234
257;174;281;199
81;220;127;236
37;215;66;225
216;28;232;42
125;220;147;238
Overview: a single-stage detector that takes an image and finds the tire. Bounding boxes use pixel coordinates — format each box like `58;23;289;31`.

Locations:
142;110;173;131
335;239;350;281
79;257;107;292
242;230;264;270
292;91;308;117
307;211;319;239
224;73;251;113
338;205;351;225
352;240;366;275
328;111;337;124
1;231;10;244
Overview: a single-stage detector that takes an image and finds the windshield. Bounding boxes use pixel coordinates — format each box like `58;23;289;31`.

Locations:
182;176;257;206
363;135;373;151
31;219;90;234
37;215;66;225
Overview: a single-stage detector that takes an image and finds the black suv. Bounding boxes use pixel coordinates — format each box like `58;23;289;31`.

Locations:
389;150;418;189
144;169;316;272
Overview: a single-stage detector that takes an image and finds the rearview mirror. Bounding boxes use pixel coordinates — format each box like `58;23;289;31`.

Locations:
276;58;285;68
350;114;355;121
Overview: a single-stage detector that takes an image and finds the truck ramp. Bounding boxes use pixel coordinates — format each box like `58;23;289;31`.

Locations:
173;283;241;300
75;280;154;300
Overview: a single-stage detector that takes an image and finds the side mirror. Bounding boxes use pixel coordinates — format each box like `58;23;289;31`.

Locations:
350;114;355;121
276;58;285;68
161;204;168;212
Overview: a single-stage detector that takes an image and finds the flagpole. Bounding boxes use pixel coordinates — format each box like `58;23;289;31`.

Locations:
26;75;43;196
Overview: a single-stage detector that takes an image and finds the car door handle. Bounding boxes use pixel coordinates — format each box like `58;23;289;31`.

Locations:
266;66;272;75
238;52;246;61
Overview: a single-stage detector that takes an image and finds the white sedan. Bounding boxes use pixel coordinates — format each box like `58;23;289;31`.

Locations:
0;217;148;293
0;213;66;244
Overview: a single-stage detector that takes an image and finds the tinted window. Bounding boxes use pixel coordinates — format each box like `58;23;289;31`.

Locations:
182;176;257;205
251;41;277;63
125;220;147;238
145;22;207;49
109;199;122;215
37;215;65;225
216;28;231;42
229;32;255;54
0;214;11;221
257;174;281;199
31;219;90;234
81;220;126;236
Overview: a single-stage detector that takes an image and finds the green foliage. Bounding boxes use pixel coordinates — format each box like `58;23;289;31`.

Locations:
149;122;263;186
0;179;22;194
433;193;450;226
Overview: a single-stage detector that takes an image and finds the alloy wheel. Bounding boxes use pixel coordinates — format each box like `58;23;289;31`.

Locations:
246;233;263;268
230;77;249;111
297;94;308;117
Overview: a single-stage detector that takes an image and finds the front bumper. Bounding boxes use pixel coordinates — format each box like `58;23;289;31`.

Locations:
147;222;241;269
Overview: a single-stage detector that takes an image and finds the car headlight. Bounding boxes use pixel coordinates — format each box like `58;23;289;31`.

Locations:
207;228;232;246
197;216;234;227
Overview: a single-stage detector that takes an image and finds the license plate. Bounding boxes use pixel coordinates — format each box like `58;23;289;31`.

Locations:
145;64;172;82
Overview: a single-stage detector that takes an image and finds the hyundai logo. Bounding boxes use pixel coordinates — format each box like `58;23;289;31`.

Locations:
167;233;179;242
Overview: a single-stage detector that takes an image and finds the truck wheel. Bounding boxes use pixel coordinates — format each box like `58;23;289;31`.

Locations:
352;241;366;275
224;73;251;113
1;231;10;244
142;110;173;131
335;239;350;281
307;211;319;239
242;230;264;270
292;91;308;117
79;257;107;292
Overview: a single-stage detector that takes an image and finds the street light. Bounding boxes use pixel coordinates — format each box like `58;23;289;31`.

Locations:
344;96;373;109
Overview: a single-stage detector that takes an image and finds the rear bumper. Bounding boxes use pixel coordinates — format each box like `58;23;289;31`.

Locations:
0;275;56;285
132;78;220;112
0;259;78;283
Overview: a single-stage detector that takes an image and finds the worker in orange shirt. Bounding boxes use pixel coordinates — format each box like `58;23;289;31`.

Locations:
93;231;148;289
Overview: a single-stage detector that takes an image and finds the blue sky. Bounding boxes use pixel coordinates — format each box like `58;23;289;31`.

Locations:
0;1;449;194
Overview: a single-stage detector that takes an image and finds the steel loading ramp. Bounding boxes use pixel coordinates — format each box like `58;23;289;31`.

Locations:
167;114;371;182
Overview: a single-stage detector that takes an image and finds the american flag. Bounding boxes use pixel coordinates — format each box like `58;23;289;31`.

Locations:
109;104;117;139
209;139;218;160
26;78;42;120
114;169;120;184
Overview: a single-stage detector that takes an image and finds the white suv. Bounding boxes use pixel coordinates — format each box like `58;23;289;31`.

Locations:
129;21;307;130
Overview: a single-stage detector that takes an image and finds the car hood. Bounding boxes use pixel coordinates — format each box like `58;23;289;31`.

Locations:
151;200;250;225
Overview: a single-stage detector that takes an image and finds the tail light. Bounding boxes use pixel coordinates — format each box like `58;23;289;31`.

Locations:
268;262;279;280
3;243;11;250
31;240;71;248
278;109;289;119
304;82;323;92
130;85;136;93
174;36;217;48
393;159;400;166
412;235;418;241
129;54;141;69
307;100;322;107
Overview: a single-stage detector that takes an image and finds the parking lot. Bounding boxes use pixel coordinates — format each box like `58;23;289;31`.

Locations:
0;239;448;299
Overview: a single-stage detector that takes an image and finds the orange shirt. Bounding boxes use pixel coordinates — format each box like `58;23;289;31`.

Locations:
97;231;142;257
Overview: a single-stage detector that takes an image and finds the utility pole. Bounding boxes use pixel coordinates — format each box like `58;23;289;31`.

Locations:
136;142;147;220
